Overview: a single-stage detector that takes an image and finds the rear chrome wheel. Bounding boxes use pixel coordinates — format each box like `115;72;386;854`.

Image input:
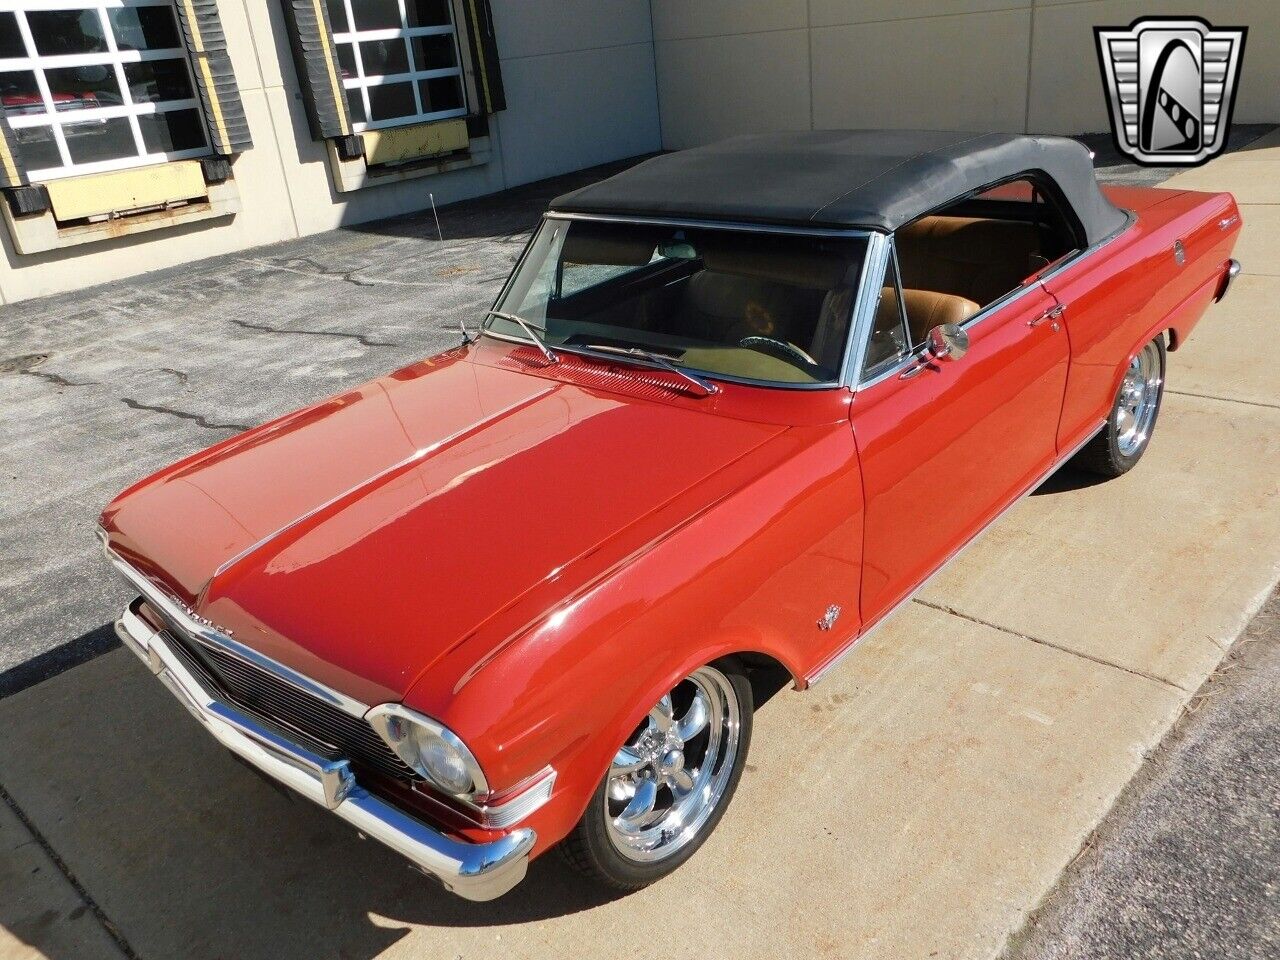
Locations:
1073;335;1166;478
1115;340;1163;457
560;661;753;889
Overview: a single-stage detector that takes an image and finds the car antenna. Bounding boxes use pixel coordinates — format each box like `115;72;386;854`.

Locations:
429;192;476;345
429;191;444;242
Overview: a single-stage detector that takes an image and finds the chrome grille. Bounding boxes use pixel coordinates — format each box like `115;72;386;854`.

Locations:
161;627;417;783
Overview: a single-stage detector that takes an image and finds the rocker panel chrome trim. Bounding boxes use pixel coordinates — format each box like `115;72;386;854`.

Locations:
806;420;1107;685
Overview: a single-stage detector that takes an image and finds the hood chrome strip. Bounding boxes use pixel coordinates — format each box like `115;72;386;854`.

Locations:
209;385;557;586
102;536;373;719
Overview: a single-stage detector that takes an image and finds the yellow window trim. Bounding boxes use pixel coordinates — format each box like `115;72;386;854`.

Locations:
311;0;349;131
178;0;230;152
45;162;208;222
362;119;469;167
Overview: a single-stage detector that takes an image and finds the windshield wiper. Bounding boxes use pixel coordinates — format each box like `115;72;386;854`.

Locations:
484;310;558;364
577;343;718;397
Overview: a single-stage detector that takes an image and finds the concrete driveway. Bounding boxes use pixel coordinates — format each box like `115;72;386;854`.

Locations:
1;133;1278;959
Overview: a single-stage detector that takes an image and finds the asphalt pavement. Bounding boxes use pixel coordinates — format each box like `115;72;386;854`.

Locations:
1009;587;1280;960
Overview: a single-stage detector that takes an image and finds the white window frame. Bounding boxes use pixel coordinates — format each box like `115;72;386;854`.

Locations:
334;0;468;133
0;0;210;182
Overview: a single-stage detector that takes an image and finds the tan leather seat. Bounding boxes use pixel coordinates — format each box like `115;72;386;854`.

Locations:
874;287;980;347
900;289;979;342
678;270;823;346
895;215;1042;306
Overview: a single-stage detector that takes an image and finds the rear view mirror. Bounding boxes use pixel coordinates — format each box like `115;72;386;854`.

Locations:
926;323;969;362
658;239;698;260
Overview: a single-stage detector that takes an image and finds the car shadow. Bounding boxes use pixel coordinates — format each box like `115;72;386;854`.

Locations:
0;628;791;960
0;623;120;699
1030;463;1112;496
340;154;656;245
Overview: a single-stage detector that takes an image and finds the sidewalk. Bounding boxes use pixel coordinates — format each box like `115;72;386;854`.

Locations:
1;133;1277;959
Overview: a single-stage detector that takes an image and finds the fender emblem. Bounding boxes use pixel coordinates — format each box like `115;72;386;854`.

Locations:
183;605;233;636
818;605;842;631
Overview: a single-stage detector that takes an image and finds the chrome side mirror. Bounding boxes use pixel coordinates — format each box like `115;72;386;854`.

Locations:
925;323;969;362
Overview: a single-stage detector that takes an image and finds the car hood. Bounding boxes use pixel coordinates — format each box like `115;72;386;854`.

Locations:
103;352;785;704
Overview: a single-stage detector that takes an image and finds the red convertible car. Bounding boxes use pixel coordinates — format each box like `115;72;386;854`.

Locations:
101;131;1241;900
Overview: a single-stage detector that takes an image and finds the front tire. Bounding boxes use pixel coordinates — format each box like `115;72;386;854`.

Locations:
559;660;753;891
1073;335;1166;478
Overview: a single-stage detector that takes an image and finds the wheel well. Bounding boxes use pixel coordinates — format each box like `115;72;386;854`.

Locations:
729;651;800;708
1166;327;1180;352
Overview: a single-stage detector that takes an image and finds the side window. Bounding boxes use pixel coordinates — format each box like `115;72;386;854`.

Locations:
894;175;1080;318
558;254;661;298
862;250;909;379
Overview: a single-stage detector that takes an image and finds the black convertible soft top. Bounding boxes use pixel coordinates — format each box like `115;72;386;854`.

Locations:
552;130;1129;246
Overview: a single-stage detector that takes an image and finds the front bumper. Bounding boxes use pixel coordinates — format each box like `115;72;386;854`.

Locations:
115;600;534;901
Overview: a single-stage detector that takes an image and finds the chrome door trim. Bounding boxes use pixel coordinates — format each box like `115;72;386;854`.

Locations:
805;420;1107;685
853;210;1137;391
840;231;892;388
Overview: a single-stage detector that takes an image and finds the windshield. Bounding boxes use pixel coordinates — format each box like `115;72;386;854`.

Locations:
484;218;870;386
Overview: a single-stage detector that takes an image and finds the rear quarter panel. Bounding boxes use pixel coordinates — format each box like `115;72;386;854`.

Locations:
1048;186;1240;448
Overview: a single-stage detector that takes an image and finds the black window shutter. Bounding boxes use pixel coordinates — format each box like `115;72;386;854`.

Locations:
461;0;506;114
173;0;253;155
280;0;354;142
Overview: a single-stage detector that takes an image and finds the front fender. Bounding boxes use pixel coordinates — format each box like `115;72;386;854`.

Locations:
405;424;864;851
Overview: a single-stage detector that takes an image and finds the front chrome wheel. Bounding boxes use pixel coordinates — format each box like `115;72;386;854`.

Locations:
559;659;753;890
604;666;743;863
1115;340;1163;457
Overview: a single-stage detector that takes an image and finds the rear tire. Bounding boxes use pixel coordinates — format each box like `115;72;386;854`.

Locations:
1073;335;1166;478
559;660;753;891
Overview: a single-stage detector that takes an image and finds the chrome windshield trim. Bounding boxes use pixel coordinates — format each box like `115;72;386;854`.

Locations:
100;534;372;719
841;231;892;388
545;210;875;239
481;327;846;391
484;214;872;391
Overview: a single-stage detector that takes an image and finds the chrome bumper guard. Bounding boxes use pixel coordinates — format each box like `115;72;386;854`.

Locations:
115;600;534;901
1216;258;1241;302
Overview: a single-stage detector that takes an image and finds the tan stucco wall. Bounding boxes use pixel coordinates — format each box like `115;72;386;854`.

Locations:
652;0;1279;149
0;0;660;304
2;0;1272;305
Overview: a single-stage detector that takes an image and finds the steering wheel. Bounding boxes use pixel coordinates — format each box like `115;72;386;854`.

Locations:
738;336;818;367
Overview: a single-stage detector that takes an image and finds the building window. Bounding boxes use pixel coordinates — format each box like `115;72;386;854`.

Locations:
327;0;467;132
0;0;209;182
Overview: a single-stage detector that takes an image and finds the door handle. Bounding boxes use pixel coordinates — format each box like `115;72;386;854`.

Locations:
1029;303;1065;330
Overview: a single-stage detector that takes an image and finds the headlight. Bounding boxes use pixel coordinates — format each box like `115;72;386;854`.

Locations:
366;704;488;796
